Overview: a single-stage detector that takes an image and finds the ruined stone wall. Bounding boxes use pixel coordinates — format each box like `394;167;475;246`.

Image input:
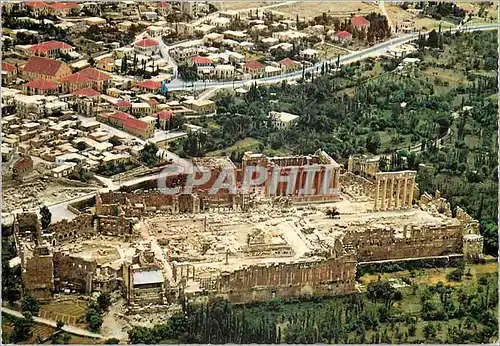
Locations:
53;252;96;293
50;214;94;242
343;224;463;262
97;215;135;237
14;212;41;239
456;206;480;235
23;246;54;301
199;254;356;303
340;172;375;200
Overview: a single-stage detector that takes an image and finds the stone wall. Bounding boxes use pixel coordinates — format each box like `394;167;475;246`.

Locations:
50;214;95;242
196;252;356;303
343;223;463;262
340;172;375;200
97;215;135;237
53;252;96;293
23;246;54;301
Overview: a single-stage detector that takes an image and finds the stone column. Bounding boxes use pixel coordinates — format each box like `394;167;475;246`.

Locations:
388;177;394;209
381;178;387;210
395;178;401;208
374;178;380;210
335;168;340;190
402;177;408;207
408;178;415;207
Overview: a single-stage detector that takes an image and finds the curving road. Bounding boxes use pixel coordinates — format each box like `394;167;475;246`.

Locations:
2;307;105;339
165;24;497;91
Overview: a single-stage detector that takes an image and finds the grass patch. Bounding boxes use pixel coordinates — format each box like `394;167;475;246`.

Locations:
206;137;262;156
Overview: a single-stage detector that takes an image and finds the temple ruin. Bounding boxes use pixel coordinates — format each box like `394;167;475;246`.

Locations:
9;150;484;311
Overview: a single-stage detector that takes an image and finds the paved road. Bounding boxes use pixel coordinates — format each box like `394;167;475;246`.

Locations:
164;24;497;91
2;307;105;339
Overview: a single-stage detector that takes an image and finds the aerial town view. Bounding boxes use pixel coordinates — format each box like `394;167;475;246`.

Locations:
1;0;498;344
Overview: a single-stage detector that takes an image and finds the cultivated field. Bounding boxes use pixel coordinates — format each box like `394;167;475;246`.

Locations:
275;1;380;20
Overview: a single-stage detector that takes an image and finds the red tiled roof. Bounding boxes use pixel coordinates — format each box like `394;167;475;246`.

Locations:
137;80;161;89
191;55;212;65
351;16;370;26
14;157;33;170
98;57;114;65
115;99;132;107
124;117;149;131
157;110;173;120
80;67;112;81
59;72;92;83
2;62;16;73
336;31;352;39
135;39;159;47
278;58;296;66
148;99;159;106
72;88;100;97
108;111;132;121
23;56;64;77
25;78;59;90
48;2;79;10
28;40;73;54
244;60;264;70
27;2;47;7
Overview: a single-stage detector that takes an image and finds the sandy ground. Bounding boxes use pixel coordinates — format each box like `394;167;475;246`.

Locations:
101;298;129;340
214;1;275;11
2;179;96;214
276;1;380;19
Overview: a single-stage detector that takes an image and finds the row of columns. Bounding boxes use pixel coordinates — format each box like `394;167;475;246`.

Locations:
374;176;415;211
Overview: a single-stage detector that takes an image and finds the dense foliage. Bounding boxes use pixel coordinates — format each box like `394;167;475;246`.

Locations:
129;273;498;344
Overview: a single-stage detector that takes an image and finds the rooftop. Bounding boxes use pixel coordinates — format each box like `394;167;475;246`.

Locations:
133;269;164;285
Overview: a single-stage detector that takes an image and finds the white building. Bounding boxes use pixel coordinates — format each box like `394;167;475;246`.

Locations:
268;111;300;129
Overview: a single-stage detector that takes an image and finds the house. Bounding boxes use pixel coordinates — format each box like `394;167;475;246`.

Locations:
83;17;107;26
190;55;213;67
223;30;247;41
156;110;174;130
141;12;158;21
182;99;216;115
351;16;370;30
203;32;224;44
268;111;300;129
335;31;353;42
23;79;59;95
72;88;101;117
59;68;111;93
243;60;265;78
26;2;50;16
278;58;301;74
136;80;161;93
13;155;34;178
22;56;72;82
299;48;319;60
2;62;18;85
47;2;79;17
51;163;76;178
26;40;74;58
96;57;115;72
102;111;154;139
398;19;415;34
265;65;281;77
134;38;160;55
214;65;235;80
272;30;308;42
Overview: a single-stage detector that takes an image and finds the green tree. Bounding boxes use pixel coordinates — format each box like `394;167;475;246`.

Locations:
40;205;52;230
365;133;381;154
21;295;40;315
86;308;103;332
140;142;159;166
97;292;112;312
